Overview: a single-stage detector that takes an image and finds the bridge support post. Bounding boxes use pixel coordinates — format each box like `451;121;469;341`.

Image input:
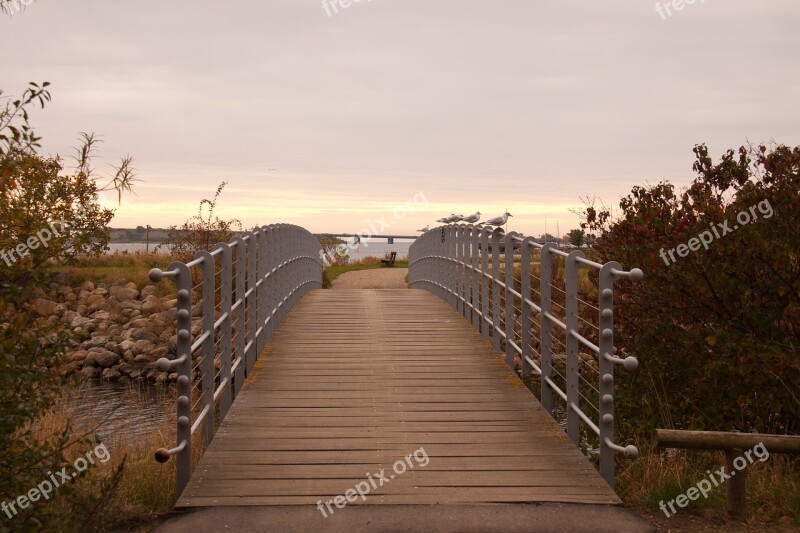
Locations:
505;232;520;369
490;228;504;353
388;237;394;244
539;243;555;414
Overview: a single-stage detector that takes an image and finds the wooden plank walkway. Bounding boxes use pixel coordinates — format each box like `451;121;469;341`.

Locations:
176;289;620;508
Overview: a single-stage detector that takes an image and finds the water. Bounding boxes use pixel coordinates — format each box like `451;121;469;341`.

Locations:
63;381;173;450
106;240;414;260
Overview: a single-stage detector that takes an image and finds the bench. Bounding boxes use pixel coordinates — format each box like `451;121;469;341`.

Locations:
380;251;397;267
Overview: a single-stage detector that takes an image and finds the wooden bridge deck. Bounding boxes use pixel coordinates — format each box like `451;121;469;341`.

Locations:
176;288;620;508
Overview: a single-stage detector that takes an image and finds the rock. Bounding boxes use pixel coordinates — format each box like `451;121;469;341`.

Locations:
132;329;160;343
63;361;83;375
90;310;111;321
61;310;80;325
151;346;169;359
119;339;135;352
131;339;157;355
69;350;88;363
89;287;108;297
79;281;95;292
105;341;121;354
91;349;121;368
129;370;143;380
110;286;139;302
79;366;100;380
128;318;150;329
71;315;92;329
86;335;110;348
134;353;152;363
141;296;161;314
141;286;158;298
101;368;121;381
31;298;58;316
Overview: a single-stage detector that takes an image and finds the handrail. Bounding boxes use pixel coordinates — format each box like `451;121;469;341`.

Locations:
149;223;323;497
408;224;643;488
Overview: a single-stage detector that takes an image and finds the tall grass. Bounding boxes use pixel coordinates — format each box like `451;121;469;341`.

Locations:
51;251;175;296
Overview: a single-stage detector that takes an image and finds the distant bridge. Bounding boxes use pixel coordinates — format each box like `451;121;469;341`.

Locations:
317;233;419;244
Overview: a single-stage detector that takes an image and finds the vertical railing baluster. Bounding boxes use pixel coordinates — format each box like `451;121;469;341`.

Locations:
215;243;233;419
504;232;520;369
196;251;216;447
520;238;536;376
231;237;246;398
244;231;257;375
565;251;583;446
491;227;503;352
471;226;480;330
480;227;490;339
539;243;554;414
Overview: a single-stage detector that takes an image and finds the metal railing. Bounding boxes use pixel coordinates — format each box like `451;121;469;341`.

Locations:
148;224;323;496
408;224;643;488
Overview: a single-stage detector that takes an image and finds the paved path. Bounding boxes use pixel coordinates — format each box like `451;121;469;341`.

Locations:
330;267;408;289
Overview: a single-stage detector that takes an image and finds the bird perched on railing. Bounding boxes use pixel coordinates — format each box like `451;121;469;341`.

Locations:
444;214;463;223
461;211;481;224
484;212;513;227
416;225;430;232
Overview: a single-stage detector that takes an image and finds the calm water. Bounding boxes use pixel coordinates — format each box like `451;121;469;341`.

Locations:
64;381;173;450
107;240;414;260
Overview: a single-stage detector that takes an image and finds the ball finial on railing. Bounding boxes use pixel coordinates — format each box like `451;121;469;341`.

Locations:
624;445;639;459
154;448;171;463
149;268;164;282
623;356;639;372
629;268;644;282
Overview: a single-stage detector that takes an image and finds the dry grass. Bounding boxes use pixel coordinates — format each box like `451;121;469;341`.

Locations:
51;251;175;297
27;383;183;531
619;444;800;529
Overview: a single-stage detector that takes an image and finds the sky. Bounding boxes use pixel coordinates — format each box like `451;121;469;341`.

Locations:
2;0;798;237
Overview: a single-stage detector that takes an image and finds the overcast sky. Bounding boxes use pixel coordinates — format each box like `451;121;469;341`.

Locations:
2;0;798;236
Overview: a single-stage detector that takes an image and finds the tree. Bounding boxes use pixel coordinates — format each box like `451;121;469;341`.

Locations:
1;83;134;529
566;228;585;247
540;233;556;243
582;143;800;439
158;181;242;258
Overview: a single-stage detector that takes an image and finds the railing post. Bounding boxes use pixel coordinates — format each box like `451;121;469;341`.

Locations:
565;250;584;446
480;227;490;339
491;227;503;353
231;237;246;398
455;225;464;315
244;231;257;375
539;243;555;414
196;250;216;447
520;237;536;376
471;226;480;330
173;262;192;498
599;261;620;488
215;243;233;420
504;232;520;369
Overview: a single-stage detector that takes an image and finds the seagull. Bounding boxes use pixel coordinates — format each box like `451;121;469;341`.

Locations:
461;211;481;224
444;213;463;223
436;218;448;224
416;225;430;232
484;212;513;227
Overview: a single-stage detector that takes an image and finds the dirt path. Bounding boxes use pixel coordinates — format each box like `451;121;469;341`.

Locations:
330;268;408;289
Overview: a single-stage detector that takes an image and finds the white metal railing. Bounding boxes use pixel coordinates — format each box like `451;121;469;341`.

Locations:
148;224;322;497
408;224;643;488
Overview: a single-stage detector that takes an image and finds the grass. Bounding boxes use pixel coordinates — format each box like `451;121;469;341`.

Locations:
619;445;800;530
50;252;177;297
322;256;409;288
25;382;181;531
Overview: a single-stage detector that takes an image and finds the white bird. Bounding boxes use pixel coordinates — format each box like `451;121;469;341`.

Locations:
484;212;513;226
444;213;463;223
436;218;448;224
417;225;430;232
461;211;481;224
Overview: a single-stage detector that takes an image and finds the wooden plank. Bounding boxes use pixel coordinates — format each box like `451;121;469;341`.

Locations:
175;288;620;509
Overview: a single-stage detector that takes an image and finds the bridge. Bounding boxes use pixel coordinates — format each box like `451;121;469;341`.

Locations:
149;224;649;532
317;233;418;244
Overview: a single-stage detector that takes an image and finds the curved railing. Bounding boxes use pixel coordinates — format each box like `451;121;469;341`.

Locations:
148;224;322;496
408;224;643;488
